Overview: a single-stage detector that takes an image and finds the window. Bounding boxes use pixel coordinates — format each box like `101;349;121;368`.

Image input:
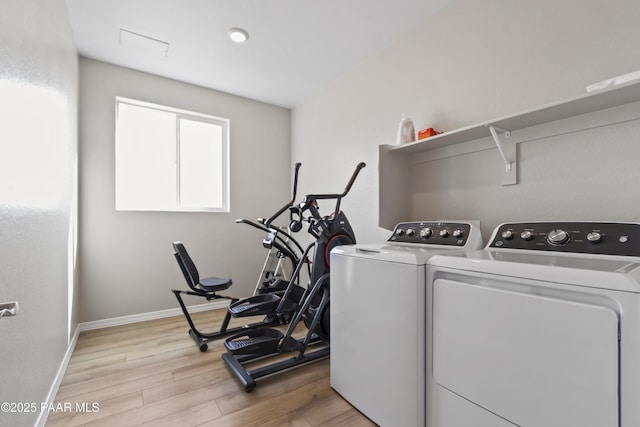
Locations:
115;97;229;212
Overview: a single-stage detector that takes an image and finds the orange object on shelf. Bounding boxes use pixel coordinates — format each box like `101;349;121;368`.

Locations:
418;127;441;140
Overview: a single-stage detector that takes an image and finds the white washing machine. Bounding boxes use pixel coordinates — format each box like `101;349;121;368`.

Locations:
330;221;483;426
426;221;640;427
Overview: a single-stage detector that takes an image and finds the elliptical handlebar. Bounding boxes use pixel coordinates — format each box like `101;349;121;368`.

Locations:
264;162;302;228
299;162;366;218
301;162;366;203
340;161;366;198
236;162;365;245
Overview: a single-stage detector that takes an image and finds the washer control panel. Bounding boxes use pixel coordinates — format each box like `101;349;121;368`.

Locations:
489;222;640;256
389;221;472;246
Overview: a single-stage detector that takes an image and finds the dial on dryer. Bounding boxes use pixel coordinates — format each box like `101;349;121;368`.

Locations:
547;229;570;245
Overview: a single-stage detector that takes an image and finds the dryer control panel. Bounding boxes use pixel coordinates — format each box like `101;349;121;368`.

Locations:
489;222;640;256
389;221;472;246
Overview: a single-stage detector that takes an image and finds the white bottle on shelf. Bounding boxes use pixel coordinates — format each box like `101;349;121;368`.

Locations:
396;114;416;145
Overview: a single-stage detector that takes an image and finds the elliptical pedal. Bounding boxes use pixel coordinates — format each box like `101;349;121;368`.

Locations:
224;328;284;356
228;294;280;317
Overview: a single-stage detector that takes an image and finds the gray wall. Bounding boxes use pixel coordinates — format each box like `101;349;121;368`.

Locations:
292;0;640;243
0;1;79;426
79;58;291;322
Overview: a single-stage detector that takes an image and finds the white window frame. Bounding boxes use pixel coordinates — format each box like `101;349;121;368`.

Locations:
115;97;230;212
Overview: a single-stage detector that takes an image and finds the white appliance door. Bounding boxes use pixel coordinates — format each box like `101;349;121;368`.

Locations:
433;278;619;427
331;252;424;426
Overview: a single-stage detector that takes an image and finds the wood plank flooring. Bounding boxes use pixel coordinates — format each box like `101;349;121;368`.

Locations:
47;309;376;426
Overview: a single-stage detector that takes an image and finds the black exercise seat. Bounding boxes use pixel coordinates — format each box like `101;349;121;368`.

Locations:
173;241;232;293
198;276;232;292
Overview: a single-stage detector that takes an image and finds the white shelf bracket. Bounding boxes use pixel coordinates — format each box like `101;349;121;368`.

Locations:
485;124;517;185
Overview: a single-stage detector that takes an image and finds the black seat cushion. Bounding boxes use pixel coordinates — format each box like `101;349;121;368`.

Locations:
198;276;233;293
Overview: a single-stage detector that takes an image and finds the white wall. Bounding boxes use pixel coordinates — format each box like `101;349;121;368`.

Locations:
79;58;291;322
292;0;640;243
0;1;78;426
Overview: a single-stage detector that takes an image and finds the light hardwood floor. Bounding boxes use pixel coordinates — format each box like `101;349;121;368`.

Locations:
47;309;376;426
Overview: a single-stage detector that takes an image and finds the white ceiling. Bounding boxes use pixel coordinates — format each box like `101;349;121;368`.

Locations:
65;0;448;108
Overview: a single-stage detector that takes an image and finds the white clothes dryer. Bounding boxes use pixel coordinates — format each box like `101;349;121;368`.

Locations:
330;221;483;427
426;221;640;427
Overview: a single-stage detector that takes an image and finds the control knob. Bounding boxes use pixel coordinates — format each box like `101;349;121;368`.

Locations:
406;229;415;236
452;229;464;238
439;229;450;238
420;228;432;239
520;230;534;241
547;229;570;245
395;228;405;236
501;230;514;240
586;231;602;243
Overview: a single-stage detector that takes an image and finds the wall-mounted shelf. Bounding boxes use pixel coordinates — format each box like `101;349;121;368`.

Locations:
379;79;640;229
387;79;640;155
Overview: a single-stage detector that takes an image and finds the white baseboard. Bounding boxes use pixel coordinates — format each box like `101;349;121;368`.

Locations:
36;324;81;427
36;300;230;426
79;300;230;331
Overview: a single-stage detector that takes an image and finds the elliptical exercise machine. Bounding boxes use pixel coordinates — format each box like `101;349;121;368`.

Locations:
171;164;308;352
222;162;366;391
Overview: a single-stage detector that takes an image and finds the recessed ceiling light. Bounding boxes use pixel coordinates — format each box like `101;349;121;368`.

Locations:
228;28;249;43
